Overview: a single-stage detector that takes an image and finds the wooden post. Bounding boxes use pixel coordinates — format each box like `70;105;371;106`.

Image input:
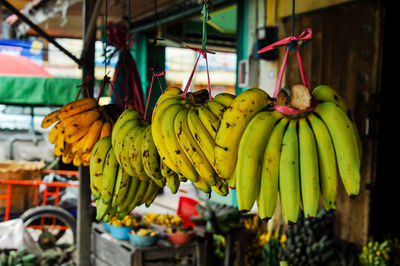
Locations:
77;0;96;265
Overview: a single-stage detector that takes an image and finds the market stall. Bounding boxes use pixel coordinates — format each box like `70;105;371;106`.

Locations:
0;0;399;265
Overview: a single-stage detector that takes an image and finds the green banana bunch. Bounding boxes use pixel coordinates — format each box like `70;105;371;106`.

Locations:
89;136;112;200
359;239;391;266
236;109;282;213
0;248;38;266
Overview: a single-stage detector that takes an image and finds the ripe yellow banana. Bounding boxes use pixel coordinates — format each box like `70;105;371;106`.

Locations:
193;176;211;194
129;125;151;181
141;125;163;180
61;143;74;164
258;117;289;220
236;109;282;213
100;121;112;139
152;87;183;119
58;97;98;119
65;125;90;144
165;173;180;194
82;119;104;154
212;92;235;107
187;107;216;168
298;117;320;218
53;132;65;156
161;103;199;183
306;113;337;211
215;88;271;179
48;121;63;144
206;101;226;120
151;97;187;173
73;151;82;167
41;109;62;129
89;136;112;200
313;102;361;198
101;147;119;204
211;178;229;196
174;107;216;186
61;109;101;136
197;105;219;139
279;119;300;224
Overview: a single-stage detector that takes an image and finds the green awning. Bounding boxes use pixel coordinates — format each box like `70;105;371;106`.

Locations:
0;76;104;106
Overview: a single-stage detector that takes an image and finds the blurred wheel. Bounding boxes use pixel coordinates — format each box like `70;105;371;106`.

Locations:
20;205;76;250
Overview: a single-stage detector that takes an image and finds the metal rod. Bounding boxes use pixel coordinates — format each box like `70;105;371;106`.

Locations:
0;0;82;66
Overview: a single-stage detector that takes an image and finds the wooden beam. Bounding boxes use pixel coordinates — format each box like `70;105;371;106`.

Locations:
76;0;96;265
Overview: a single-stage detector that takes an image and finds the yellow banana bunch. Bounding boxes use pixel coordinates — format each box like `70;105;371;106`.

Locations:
41;97;114;166
151;87;237;195
214;88;272;180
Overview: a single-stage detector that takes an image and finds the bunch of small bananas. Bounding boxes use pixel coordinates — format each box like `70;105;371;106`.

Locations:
90;136;161;222
359;239;391;266
109;214;140;227
151;86;236;196
212;85;361;224
143;212;183;227
41;97;114;166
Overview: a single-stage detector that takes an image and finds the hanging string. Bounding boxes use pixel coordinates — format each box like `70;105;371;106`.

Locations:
104;0;109;76
182;1;213;100
257;0;313;115
143;0;166;120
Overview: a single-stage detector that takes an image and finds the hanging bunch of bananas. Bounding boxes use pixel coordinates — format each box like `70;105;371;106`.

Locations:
90;135;161;222
228;84;362;224
151;86;238;196
41;97;115;166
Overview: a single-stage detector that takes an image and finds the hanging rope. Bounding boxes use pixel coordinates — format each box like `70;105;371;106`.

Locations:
257;0;313;115
182;0;213;101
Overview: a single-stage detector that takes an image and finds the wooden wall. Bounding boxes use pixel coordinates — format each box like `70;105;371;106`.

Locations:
278;0;384;246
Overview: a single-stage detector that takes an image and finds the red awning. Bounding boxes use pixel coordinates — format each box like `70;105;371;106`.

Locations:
0;53;52;77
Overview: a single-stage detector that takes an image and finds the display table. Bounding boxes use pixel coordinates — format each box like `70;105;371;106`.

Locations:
90;222;207;266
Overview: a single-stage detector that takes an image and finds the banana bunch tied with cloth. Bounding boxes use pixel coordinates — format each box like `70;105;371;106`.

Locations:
41;97;115;166
215;84;362;224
